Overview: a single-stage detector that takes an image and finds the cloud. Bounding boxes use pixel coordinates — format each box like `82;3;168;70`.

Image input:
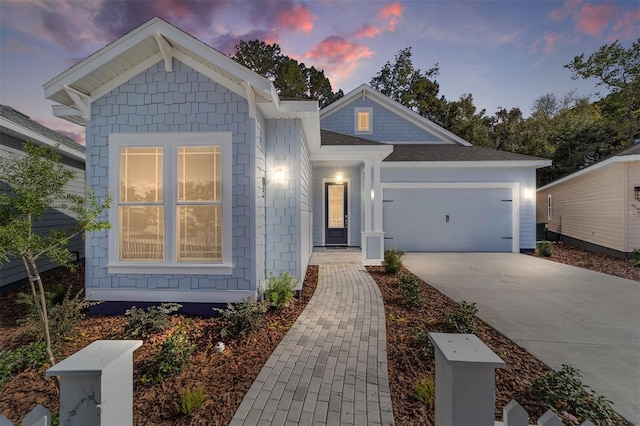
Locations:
304;36;374;85
247;1;316;33
610;8;640;41
213;30;280;56
0;38;45;56
549;0;584;21
353;24;382;39
575;2;619;36
39;116;86;146
532;32;564;54
377;2;404;31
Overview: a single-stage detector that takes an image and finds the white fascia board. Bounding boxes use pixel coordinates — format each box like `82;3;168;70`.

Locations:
382;160;552;169
537;154;639;191
311;145;393;162
0;117;85;161
52;105;86;126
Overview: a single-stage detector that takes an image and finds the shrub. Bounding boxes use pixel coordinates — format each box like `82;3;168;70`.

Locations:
446;300;478;334
631;248;640;267
537;240;553;257
529;364;619;425
264;272;299;309
383;247;405;274
214;298;268;340
17;287;93;345
414;329;434;357
142;327;195;384
177;387;205;415
398;274;422;307
0;341;48;386
414;375;435;407
124;303;182;338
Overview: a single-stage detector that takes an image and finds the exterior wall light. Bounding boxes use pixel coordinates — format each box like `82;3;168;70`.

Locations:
335;172;344;183
274;168;285;184
523;188;534;200
635;186;640;201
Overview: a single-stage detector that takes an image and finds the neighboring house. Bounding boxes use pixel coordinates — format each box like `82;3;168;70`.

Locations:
43;17;550;310
537;144;640;258
0;104;86;295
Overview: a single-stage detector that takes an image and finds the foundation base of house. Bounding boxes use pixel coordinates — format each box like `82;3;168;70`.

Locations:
545;230;630;259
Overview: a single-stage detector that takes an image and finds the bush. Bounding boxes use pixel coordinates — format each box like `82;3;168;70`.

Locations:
264;272;299;309
214;298;268;340
384;247;405;274
529;364;619;425
177;387;205;415
17;287;93;345
414;375;435;407
631;248;640;267
124;303;182;338
446;300;478;334
142;327;195;384
414;329;434;357
0;341;48;386
537;240;553;257
398;274;422;307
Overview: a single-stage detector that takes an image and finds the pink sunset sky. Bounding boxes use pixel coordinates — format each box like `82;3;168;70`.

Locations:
0;0;638;145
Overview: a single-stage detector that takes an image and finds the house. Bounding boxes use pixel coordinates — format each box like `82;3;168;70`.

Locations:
537;144;640;258
0;105;86;295
43;17;550;311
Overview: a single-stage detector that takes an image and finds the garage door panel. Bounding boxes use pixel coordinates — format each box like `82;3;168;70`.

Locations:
383;187;513;252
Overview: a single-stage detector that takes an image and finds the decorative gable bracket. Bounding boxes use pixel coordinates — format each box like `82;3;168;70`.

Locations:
61;85;91;122
153;32;173;72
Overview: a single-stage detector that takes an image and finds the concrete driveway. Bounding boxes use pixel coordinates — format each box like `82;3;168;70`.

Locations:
403;253;640;425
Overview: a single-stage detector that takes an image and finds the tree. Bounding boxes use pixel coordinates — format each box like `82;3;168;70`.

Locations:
0;142;111;374
565;40;640;143
370;47;446;124
232;40;343;108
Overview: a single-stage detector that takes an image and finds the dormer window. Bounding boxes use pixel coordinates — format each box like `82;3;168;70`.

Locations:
355;108;373;133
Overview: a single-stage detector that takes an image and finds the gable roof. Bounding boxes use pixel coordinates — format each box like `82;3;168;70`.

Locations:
321;129;385;146
43;17;320;150
384;144;549;163
320;84;472;146
0;104;85;161
538;143;640;191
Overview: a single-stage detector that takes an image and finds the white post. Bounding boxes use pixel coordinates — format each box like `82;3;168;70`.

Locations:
46;340;142;426
429;333;506;426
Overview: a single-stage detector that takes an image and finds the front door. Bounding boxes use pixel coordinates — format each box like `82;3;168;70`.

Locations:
325;182;348;245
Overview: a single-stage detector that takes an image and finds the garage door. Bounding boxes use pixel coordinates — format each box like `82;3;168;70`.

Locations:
383;187;513;252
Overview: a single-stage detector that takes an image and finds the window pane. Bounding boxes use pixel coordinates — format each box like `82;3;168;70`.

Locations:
177;205;222;262
357;111;370;131
120;148;163;202
119;206;164;261
178;146;221;202
328;185;345;228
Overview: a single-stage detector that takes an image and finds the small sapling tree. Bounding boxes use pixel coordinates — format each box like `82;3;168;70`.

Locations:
0;141;110;372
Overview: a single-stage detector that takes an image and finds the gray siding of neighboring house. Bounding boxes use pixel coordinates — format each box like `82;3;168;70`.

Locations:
86;59;256;296
382;166;538;251
312;166;362;247
0;134;85;293
320;97;443;143
264;119;308;283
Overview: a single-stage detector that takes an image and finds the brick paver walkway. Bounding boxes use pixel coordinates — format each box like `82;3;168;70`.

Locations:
230;255;394;425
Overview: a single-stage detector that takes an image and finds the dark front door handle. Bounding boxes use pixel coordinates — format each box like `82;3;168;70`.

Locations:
446;215;449;223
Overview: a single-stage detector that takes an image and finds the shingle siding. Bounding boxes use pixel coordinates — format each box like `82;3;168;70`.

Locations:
86;59;255;295
320;98;442;143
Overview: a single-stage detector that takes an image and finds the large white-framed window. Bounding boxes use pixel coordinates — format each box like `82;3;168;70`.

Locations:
354;107;373;133
108;132;233;274
547;194;552;220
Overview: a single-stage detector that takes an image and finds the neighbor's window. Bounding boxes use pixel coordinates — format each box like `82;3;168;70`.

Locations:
355;108;372;133
109;132;232;274
547;194;552;220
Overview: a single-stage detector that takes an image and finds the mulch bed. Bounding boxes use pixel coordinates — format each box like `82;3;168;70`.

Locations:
534;242;640;282
0;265;318;425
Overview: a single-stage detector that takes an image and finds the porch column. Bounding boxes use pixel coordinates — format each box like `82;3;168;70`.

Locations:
373;160;382;232
362;160;372;232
